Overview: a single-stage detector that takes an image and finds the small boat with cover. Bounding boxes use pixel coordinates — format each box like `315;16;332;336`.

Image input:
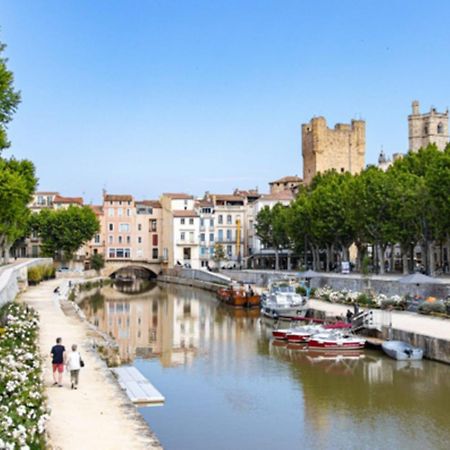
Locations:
381;340;423;360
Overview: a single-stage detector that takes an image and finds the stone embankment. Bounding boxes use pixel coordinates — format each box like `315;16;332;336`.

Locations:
308;299;450;364
158;267;230;292
222;269;450;298
224;270;450;364
20;279;161;450
0;258;52;307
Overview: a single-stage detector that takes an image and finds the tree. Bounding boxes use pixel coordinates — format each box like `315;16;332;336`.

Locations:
30;206;99;261
213;243;225;268
90;253;105;273
347;166;397;274
308;170;354;271
255;203;290;270
0;158;37;262
0;40;21;152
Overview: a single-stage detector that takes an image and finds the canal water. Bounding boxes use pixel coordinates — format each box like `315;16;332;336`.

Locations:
81;282;450;450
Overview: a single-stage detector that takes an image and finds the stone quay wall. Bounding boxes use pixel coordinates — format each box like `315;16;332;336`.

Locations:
221;270;450;298
0;258;53;307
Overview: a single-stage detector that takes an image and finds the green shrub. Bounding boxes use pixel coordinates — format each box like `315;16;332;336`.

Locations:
356;292;374;306
28;266;43;284
418;301;446;315
90;253;105;272
296;286;307;295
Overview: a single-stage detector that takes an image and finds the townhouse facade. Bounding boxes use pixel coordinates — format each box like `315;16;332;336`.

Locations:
91;194;163;265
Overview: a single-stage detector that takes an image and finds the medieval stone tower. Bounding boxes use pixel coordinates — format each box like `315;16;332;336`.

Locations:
408;101;449;152
301;117;365;185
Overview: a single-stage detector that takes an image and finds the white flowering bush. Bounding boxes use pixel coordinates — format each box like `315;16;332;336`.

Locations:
314;287;407;309
0;303;49;449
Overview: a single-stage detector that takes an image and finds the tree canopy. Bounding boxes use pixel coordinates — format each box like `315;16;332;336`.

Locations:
0;40;21;152
0;158;37;262
255;144;450;275
30;206;99;261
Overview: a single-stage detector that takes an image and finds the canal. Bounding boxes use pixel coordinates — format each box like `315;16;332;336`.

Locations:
80;282;450;450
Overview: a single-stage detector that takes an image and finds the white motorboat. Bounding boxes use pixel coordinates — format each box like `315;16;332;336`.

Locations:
262;282;308;319
307;330;366;351
381;340;423;361
286;324;325;343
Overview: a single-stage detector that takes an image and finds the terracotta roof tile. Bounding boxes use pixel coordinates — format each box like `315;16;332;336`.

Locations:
173;210;199;218
53;195;84;205
269;176;303;184
137;200;162;208
260;190;295;201
104;194;133;202
162;193;193;199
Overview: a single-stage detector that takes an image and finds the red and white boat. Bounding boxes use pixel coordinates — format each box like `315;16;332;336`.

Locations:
286;325;324;343
272;321;352;342
307;331;366;350
272;328;293;340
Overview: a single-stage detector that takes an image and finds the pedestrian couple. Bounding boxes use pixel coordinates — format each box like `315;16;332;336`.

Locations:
50;337;84;390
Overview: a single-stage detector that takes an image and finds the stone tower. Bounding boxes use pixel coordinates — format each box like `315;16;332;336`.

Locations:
408;101;449;152
302;116;365;185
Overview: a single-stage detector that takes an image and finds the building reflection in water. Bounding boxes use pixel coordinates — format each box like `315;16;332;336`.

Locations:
81;283;450;447
81;281;261;367
267;337;450;444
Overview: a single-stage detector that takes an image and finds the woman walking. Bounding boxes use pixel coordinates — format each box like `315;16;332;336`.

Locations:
66;344;82;390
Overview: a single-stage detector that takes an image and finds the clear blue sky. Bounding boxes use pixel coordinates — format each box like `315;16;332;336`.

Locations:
1;0;449;203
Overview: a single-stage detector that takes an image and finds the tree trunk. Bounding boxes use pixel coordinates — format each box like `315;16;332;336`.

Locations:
401;246;409;275
377;244;385;275
275;249;279;271
428;241;435;275
287;254;291;271
4;243;12;264
311;244;318;270
342;245;349;262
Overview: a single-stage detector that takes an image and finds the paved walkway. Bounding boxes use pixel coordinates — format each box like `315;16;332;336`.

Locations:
20;279;161;450
309;299;450;340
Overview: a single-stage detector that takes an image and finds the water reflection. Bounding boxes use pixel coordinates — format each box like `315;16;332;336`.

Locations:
81;282;450;450
81;282;261;366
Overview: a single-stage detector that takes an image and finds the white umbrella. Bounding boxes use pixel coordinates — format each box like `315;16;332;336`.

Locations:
298;269;321;279
398;273;443;285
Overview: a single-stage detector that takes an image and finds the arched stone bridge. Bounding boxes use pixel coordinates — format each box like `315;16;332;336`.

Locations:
103;261;162;279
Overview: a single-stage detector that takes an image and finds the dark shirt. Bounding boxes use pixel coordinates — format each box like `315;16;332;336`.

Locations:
51;344;65;364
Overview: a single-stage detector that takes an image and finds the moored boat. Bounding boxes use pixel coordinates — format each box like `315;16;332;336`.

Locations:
262;282;308;318
217;286;261;308
307;331;366;351
381;340;423;361
286;325;325;343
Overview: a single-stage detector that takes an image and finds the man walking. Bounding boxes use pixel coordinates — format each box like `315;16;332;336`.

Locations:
50;337;66;387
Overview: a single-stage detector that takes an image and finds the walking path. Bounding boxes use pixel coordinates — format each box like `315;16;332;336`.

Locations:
309;299;450;340
20;279;161;450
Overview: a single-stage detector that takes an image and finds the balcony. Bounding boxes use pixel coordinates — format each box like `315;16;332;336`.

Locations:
176;239;198;246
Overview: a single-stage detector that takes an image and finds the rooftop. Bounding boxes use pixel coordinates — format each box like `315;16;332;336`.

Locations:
53;195;84;205
162;193;193;200
136;200;162;208
259;190;295;201
104;194;133;202
173;210;199;218
269;176;303;184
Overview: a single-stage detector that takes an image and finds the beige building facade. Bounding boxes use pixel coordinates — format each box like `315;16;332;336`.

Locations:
302;116;365;185
408;100;449;152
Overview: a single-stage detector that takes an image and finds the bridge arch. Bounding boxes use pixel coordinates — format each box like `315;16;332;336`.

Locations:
103;262;161;279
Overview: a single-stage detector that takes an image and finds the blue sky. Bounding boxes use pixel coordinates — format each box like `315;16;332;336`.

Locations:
1;0;449;203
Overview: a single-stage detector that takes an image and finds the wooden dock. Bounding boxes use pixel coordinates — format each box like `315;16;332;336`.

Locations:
111;366;165;406
364;337;385;349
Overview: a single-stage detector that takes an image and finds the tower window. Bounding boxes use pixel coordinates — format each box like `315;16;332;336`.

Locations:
437;123;444;134
424;125;429;134
341;168;345;173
